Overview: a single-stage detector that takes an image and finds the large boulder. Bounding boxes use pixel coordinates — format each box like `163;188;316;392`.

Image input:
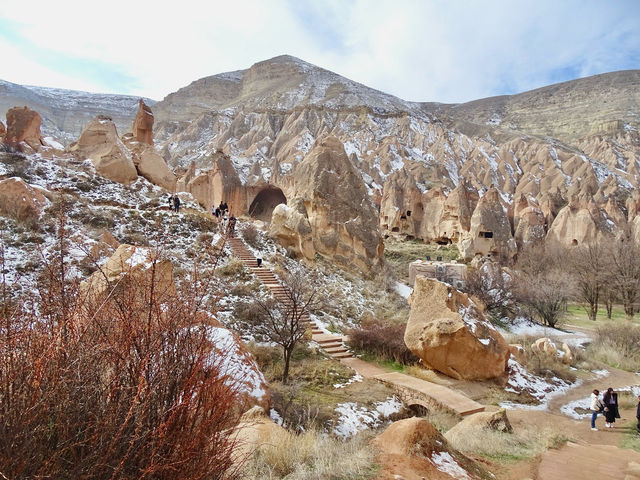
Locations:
268;200;314;260
122;138;176;191
70;116;138;185
372;417;487;480
232;406;288;466
405;277;510;380
4;106;44;152
132;99;154;145
0;177;49;221
286;136;384;274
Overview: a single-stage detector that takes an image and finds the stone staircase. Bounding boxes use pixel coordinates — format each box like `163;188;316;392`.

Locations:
226;235;352;360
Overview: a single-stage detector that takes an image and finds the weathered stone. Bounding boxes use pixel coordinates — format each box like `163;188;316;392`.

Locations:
232;407;287;467
531;337;558;356
132;99;154;145
445;409;513;445
372;417;487;480
268;200;314;260
70;116;138;185
4;106;44;152
0;177;48;221
123;138;176;191
405;277;510;380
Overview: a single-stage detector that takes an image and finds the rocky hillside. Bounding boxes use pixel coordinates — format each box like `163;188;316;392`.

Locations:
0;79;156;145
3;56;640;267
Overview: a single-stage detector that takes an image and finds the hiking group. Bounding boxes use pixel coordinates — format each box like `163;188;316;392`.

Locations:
168;195;181;212
212;201;236;236
590;388;640;433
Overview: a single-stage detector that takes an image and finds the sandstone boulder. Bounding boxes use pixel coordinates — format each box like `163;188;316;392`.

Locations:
71;116;138;185
268;200;314;260
560;342;574;365
0;120;5;140
80;244;175;301
123;138;176;191
530;337;558;356
132;99;154;145
232;406;287;466
4;106;44;152
405;277;510;380
0;177;49;221
444;409;512;446
372;417;487;480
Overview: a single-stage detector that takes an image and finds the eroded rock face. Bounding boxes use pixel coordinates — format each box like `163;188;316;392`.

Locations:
70;116;138;185
4;106;44;152
0;177;49;221
462;186;517;262
232;406;286;466
405;277;510;380
372;417;487;480
287;136;384;274
268;200;314;260
0;120;6;140
132;99;154;145
546;196;615;247
122;136;176;191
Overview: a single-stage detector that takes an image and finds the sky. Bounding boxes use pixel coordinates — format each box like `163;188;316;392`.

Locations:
0;0;638;104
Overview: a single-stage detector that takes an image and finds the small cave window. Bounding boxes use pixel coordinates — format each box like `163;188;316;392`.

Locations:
479;231;494;239
571;239;578;246
392;227;400;232
406;210;412;217
400;215;407;220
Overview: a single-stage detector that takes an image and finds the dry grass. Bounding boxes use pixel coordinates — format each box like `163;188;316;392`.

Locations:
506;334;577;383
447;423;569;461
587;321;640;371
244;429;378;479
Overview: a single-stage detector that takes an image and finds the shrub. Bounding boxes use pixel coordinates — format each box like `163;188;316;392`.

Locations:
240;222;261;248
347;317;418;365
244;428;376;479
0;217;245;479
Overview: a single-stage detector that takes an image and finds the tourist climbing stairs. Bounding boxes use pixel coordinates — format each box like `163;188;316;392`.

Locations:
226;235;352;360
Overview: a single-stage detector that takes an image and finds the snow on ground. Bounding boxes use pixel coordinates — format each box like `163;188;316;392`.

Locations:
332;396;403;439
501;316;592;348
394;281;412;299
560;385;640;420
430;452;471;480
500;357;578;411
333;373;363;389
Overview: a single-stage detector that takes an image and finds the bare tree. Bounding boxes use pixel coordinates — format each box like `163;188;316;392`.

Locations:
608;239;640;320
568;241;607;321
463;261;515;318
514;245;574;328
253;270;323;383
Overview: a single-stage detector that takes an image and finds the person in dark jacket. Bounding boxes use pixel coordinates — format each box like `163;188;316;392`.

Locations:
636;395;640;434
602;387;620;428
173;196;181;213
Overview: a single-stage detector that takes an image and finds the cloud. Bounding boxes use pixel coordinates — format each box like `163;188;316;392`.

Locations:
0;0;638;103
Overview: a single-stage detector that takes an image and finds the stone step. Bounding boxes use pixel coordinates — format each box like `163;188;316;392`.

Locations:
328;351;353;359
324;346;348;354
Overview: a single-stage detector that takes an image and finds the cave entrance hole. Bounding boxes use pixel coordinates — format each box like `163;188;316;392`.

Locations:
248;187;287;222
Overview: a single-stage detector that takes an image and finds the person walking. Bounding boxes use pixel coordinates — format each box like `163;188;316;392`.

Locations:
173;195;181;213
636;395;640;434
590;389;604;431
602;387;620;428
227;214;237;236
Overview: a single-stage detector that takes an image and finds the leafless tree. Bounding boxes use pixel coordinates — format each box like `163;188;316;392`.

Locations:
608;239;640;320
463;261;515;318
513;245;574;328
568;240;608;321
252;270;323;383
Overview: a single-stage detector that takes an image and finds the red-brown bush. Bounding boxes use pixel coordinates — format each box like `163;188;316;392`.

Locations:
0;214;243;479
347;317;418;365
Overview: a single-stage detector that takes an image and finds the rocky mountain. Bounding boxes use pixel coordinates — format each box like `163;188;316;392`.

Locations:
0;79;156;145
3;55;640;270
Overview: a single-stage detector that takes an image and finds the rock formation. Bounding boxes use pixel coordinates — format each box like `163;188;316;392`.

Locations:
404;277;510;380
232;406;287;466
132;99;154;145
461;186;517;262
70;116;138;185
0;120;5;140
546;196;615;247
286;136;384;274
268;200;314;260
372;417;487;480
0;177;48;221
4;106;44;152
444;409;513;446
122;133;176;191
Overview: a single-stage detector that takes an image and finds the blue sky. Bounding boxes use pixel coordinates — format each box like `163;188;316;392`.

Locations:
0;0;638;103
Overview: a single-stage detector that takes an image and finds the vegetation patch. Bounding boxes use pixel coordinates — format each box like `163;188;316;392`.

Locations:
587;321;640;371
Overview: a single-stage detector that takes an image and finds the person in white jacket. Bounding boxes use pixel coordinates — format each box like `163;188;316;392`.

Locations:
590;389;604;431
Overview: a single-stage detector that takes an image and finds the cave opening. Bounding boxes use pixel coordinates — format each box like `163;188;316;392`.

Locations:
248;187;287;222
